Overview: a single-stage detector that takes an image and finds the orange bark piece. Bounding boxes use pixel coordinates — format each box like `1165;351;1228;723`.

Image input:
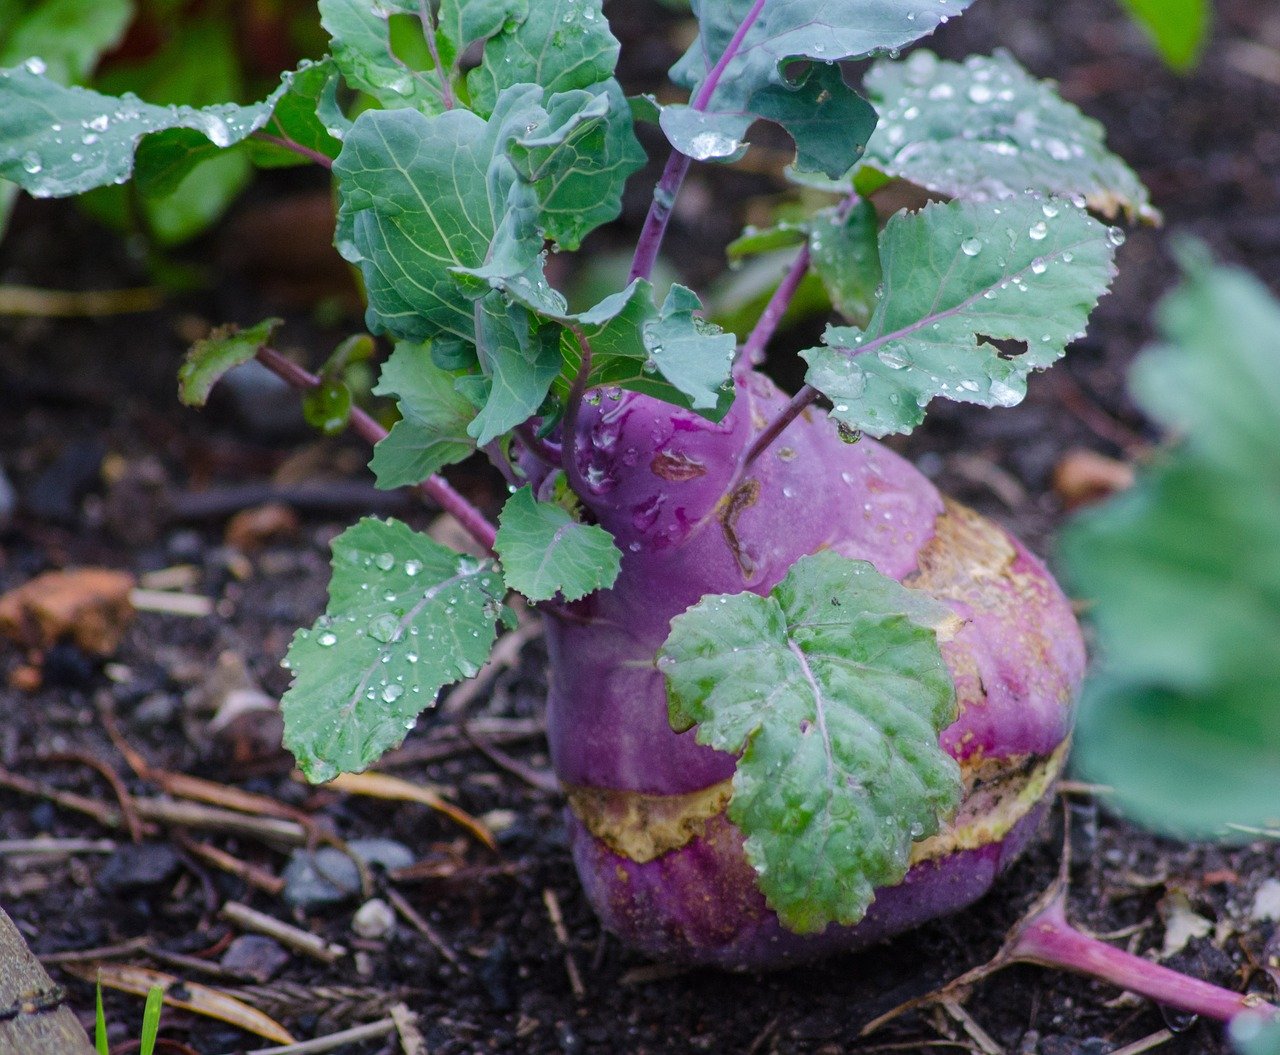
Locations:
1052;448;1136;510
0;568;136;655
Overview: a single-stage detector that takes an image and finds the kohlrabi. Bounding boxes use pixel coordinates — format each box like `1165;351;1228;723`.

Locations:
2;0;1272;1030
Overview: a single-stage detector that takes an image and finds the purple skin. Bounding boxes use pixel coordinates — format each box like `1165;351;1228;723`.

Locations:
540;368;1084;967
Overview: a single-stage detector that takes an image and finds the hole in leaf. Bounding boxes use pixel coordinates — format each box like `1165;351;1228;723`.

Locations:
977;335;1029;360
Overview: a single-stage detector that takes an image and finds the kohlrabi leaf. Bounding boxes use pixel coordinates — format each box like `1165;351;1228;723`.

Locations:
659;551;961;933
662;0;975;177
178;318;282;407
1061;251;1280;838
495;486;622;602
319;0;448;113
561;281;737;416
240;59;346;170
0;0;132;84
808;199;882;326
726;221;808;261
466;0;620;116
433;0;528;80
859;50;1153;222
370;341;477;489
334;83;599;344
506;80;646;251
0;63;292;199
1118;0;1209;73
803;196;1116;437
465;295;563;445
283;518;505;783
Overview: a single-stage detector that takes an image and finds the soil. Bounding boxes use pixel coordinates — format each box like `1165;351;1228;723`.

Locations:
2;0;1279;1052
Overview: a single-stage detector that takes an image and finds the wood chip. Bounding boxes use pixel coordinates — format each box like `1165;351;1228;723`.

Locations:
1052;448;1136;510
225;1017;396;1055
0;568;135;655
128;588;215;618
220;902;347;964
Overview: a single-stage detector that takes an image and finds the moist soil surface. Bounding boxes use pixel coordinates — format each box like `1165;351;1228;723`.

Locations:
2;0;1278;1052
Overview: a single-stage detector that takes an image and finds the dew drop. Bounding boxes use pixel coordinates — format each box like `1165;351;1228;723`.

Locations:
960;237;983;257
317;631;338;647
404;559;422;577
374;552;395;571
20;151;41;174
369;613;401;643
1107;226;1127;247
1028;221;1048;241
1031;258;1047;275
381;684;404;704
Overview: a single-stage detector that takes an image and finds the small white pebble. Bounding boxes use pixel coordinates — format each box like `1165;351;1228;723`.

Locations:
352;897;396;940
1250;878;1280;922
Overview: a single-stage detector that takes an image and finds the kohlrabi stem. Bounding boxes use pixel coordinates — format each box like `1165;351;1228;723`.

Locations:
418;0;456;111
739;192;863;366
251;132;334;170
739;384;819;472
254;347;498;555
740;243;813;367
628;0;771;283
561;327;596;500
515;422;563;469
1011;895;1273;1024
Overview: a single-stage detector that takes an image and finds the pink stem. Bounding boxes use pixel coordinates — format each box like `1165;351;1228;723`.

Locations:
1012;898;1274;1024
628;0;770;283
255;347;498;555
251;132;333;170
739;243;813;366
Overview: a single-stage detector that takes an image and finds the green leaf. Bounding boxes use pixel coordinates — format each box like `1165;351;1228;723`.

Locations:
495;486;621;602
858;50;1153;222
334;84;559;344
726;222;808;261
178;318;282;407
1117;0;1209;73
370;341;476;488
433;0;528;78
94;981;108;1055
803;196;1116;437
466;0;620;116
663;0;976;177
808;199;881;327
302;378;353;435
0;63;294;199
659;551;961;933
283;518;505;783
559;280;737;416
1061;253;1280;837
467;295;563;445
0;0;132;84
506;80;646;251
1235;1017;1280;1055
319;0;447;113
139;985;164;1055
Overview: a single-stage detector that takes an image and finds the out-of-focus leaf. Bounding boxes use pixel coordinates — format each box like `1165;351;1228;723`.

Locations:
283;518;504;783
659;551;961;933
178;318;282;407
857;50;1153;222
1117;0;1209;73
1234;1016;1280;1055
0;0;132;84
803;196;1116;436
1061;248;1280;838
495;486;621;602
0;62;291;199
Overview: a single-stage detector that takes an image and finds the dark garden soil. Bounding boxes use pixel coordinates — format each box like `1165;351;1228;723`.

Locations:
2;0;1279;1052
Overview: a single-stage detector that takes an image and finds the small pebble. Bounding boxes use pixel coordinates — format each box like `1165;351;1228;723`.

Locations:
1251;878;1280;922
96;843;180;895
282;847;360;908
347;838;414;872
220;935;290;982
351;897;396;940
